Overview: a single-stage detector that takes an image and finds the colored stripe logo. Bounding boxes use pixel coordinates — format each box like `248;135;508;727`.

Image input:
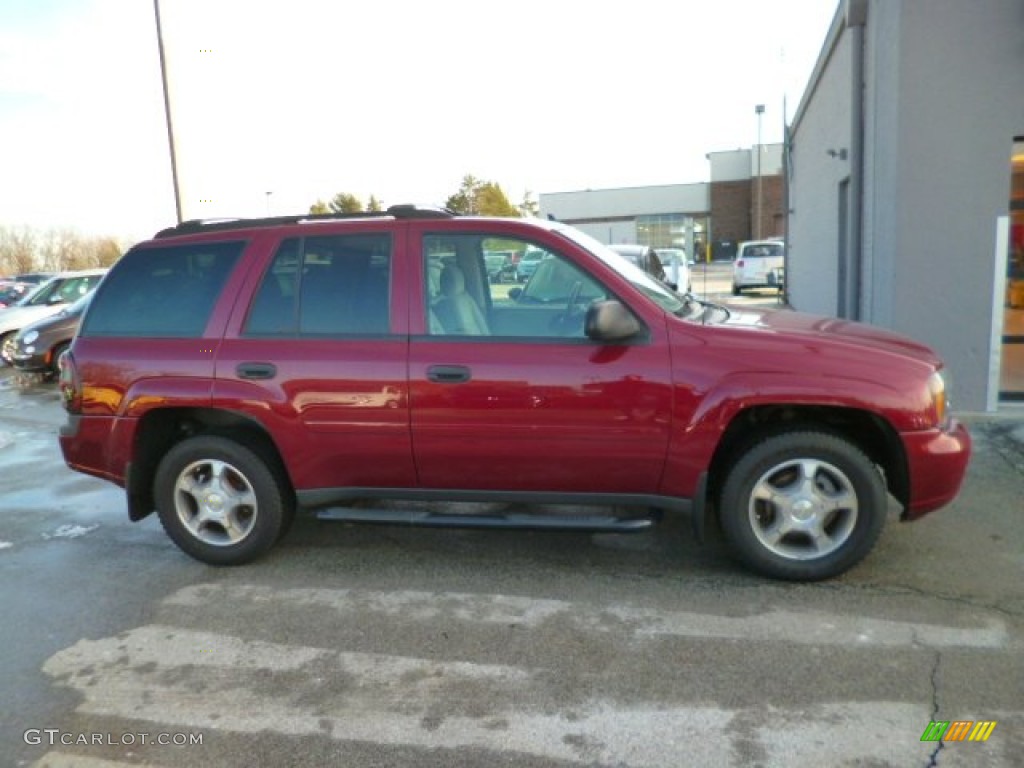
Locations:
921;720;997;742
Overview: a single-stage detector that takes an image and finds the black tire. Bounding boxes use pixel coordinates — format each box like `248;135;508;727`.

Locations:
46;342;70;380
718;430;887;581
731;284;742;296
0;332;14;366
154;435;291;565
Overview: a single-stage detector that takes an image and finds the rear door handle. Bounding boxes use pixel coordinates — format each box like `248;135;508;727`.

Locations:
236;362;277;380
427;365;471;383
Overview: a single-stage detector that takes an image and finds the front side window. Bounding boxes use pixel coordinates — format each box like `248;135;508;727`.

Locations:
82;241;243;337
423;233;611;339
245;233;392;336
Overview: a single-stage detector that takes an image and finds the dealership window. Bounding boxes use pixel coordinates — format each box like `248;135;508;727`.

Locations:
636;214;684;249
1000;137;1024;402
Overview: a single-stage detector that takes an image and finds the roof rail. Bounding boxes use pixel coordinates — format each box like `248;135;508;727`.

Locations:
153;204;456;239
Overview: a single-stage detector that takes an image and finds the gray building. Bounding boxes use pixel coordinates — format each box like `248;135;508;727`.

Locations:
786;0;1024;410
539;183;710;259
539;146;785;262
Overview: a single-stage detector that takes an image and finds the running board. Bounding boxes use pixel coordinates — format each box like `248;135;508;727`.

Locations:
316;507;655;532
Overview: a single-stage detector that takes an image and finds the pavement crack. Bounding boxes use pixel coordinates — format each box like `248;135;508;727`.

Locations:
980;422;1024;479
921;639;944;768
812;580;1024;619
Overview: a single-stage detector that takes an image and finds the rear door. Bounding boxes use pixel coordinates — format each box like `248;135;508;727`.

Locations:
216;226;415;493
408;221;673;494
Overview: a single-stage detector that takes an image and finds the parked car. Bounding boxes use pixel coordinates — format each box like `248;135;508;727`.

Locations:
58;205;969;580
654;247;693;293
0;270;106;364
732;239;785;294
7;293;91;374
12;271;56;285
0;281;32;308
607;244;674;290
483;250;517;283
515;248;548;282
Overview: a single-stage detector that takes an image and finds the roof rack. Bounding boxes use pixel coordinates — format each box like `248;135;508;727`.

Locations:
153;204;456;239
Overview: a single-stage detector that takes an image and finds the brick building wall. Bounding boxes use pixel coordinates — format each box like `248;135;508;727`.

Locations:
710;174;785;246
709;180;751;245
753;175;786;240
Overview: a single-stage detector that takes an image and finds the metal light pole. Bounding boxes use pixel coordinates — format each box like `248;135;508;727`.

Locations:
154;0;183;224
755;104;764;240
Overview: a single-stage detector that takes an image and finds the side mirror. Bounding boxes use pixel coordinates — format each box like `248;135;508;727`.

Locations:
508;287;523;301
585;300;641;342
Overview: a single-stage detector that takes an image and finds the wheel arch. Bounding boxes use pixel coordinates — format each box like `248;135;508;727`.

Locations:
705;404;909;514
127;407;294;521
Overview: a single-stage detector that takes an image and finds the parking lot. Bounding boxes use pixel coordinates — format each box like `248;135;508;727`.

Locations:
1;328;1022;767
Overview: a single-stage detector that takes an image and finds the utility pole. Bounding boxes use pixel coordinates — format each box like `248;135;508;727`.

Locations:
154;0;183;224
755;104;765;240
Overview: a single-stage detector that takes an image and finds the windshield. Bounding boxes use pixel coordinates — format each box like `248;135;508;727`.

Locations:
24;277;65;306
554;225;686;314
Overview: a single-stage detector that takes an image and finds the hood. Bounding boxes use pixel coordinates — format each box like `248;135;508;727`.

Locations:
718;306;941;367
0;303;66;335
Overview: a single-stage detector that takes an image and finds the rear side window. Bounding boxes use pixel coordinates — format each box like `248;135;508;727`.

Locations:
81;241;243;337
744;243;783;258
245;233;392;336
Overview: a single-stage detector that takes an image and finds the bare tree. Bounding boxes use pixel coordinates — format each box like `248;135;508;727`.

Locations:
0;227;38;275
0;227;122;275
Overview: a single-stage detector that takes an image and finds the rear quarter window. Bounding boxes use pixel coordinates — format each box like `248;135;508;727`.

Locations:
81;241;244;337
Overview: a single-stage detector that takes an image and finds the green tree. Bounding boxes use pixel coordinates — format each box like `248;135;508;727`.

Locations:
329;193;364;214
445;175;520;217
310;193;366;214
367;195;383;212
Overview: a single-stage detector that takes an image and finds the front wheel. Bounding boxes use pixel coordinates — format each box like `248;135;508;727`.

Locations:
0;332;14;365
718;430;887;581
154;435;292;565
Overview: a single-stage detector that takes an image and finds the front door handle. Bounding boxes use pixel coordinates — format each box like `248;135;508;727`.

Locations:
236;362;277;380
427;365;471;383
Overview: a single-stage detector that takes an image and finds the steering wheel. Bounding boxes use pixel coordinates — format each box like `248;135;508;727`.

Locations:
550;281;584;335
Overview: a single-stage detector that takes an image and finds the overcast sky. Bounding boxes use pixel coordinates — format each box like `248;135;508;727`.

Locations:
0;0;838;242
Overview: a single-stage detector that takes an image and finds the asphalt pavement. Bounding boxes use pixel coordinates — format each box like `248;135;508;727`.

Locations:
0;322;1022;767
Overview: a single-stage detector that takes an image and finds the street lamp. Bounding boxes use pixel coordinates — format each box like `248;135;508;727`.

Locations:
755;104;765;240
153;0;182;224
265;191;273;216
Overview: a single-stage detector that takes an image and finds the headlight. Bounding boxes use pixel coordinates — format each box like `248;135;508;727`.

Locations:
22;329;39;345
928;370;949;426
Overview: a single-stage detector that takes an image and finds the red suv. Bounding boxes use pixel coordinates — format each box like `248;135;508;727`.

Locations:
58;206;970;580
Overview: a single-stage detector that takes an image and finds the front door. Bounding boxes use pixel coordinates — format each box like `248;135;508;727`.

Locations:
409;227;673;494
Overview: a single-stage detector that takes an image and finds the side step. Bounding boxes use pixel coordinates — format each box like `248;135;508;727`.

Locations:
316;507;655;532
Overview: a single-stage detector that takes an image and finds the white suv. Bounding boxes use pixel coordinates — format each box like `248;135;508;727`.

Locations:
732;240;784;295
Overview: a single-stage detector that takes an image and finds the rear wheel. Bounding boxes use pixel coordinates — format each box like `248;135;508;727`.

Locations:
731;283;742;296
154;435;292;565
719;430;887;580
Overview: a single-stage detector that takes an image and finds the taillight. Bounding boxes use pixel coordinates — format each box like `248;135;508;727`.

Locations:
58;350;81;413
